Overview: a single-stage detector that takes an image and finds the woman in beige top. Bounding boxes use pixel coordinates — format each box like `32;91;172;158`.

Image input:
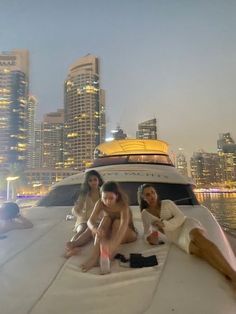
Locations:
81;181;137;273
65;170;103;257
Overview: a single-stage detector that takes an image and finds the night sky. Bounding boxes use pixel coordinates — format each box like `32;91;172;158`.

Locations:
1;0;236;158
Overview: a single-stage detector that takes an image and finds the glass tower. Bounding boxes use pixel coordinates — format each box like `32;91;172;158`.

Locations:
64;54;106;170
0;50;29;170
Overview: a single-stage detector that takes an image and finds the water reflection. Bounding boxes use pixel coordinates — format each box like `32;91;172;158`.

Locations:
196;192;236;236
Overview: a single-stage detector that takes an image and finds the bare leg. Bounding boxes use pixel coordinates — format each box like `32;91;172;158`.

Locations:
80;217;112;272
111;219;137;244
189;228;236;284
71;223;87;241
66;228;93;249
64;228;93;258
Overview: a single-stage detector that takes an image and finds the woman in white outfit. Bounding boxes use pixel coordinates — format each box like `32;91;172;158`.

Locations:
138;184;236;285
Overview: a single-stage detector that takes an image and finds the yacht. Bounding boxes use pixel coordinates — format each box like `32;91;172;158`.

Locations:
0;139;235;314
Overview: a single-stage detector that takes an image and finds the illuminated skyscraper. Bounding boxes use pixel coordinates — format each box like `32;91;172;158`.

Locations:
217;133;236;182
217;132;234;152
27;95;37;168
190;151;222;187
64;54;106;170
34;122;43;169
136;118;157;139
42;109;64;169
176;148;188;177
111;125;127;140
0;49;29;170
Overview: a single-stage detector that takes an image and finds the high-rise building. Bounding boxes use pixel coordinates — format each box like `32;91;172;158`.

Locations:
27;95;37;168
176;149;188;177
136;118;157;139
190;151;222;187
64;54;106;170
34;122;43;168
111;125;127;140
217;133;236;182
42;109;64;169
0;49;29;170
217;132;234;152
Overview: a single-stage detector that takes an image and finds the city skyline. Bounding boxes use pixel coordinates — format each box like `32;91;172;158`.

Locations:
1;0;236;157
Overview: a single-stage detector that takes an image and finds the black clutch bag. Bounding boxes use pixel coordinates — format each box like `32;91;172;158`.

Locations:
115;253;158;268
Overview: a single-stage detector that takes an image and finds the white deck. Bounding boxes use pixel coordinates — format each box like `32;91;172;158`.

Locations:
0;205;235;314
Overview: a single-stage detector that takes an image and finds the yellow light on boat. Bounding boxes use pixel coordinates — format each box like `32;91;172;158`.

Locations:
95;139;169;156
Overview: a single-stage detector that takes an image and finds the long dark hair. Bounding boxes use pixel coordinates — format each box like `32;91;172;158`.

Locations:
0;202;20;221
100;181;128;206
80;170;104;196
137;184;161;212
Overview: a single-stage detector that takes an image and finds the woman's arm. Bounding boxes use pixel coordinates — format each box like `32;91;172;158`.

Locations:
87;200;102;234
161;200;186;232
15;215;33;229
109;206;129;253
72;195;86;216
0;216;33;234
141;210;152;238
141;210;160;244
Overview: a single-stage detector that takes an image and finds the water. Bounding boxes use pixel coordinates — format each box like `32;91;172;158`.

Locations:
196;193;236;237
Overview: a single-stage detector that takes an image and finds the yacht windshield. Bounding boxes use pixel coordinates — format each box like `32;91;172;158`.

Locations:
38;184;81;206
92;154;173;167
37;182;198;207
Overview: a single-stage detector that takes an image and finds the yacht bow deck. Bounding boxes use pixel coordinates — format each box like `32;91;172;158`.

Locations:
0;205;236;314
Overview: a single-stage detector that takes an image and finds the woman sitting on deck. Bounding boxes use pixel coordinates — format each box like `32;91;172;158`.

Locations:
65;170;104;257
81;181;137;272
0;202;33;234
138;183;236;286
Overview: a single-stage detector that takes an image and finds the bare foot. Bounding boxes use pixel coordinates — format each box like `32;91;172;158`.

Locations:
64;247;80;258
80;256;99;272
66;241;78;250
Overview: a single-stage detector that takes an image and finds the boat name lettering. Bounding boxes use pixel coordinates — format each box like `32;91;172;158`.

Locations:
102;172;168;178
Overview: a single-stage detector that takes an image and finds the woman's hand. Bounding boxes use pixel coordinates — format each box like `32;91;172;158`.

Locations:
147;233;159;245
92;227;105;239
152;219;164;232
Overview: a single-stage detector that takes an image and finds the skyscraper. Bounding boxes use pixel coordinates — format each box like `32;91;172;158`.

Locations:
27;95;37;168
176;148;188;177
136;118;157;139
42;109;64;169
0;49;29;170
217;133;236;182
111;125;127;140
34;122;43;169
64;54;106;170
190;151;222;187
217;132;234;152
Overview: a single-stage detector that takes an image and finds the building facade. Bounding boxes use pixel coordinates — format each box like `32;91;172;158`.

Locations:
27;95;37;168
176;149;188;177
111;125;127;140
217;133;236;183
42;109;64;169
64;54;106;170
136;118;157;139
0;50;29;170
190;151;222;187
